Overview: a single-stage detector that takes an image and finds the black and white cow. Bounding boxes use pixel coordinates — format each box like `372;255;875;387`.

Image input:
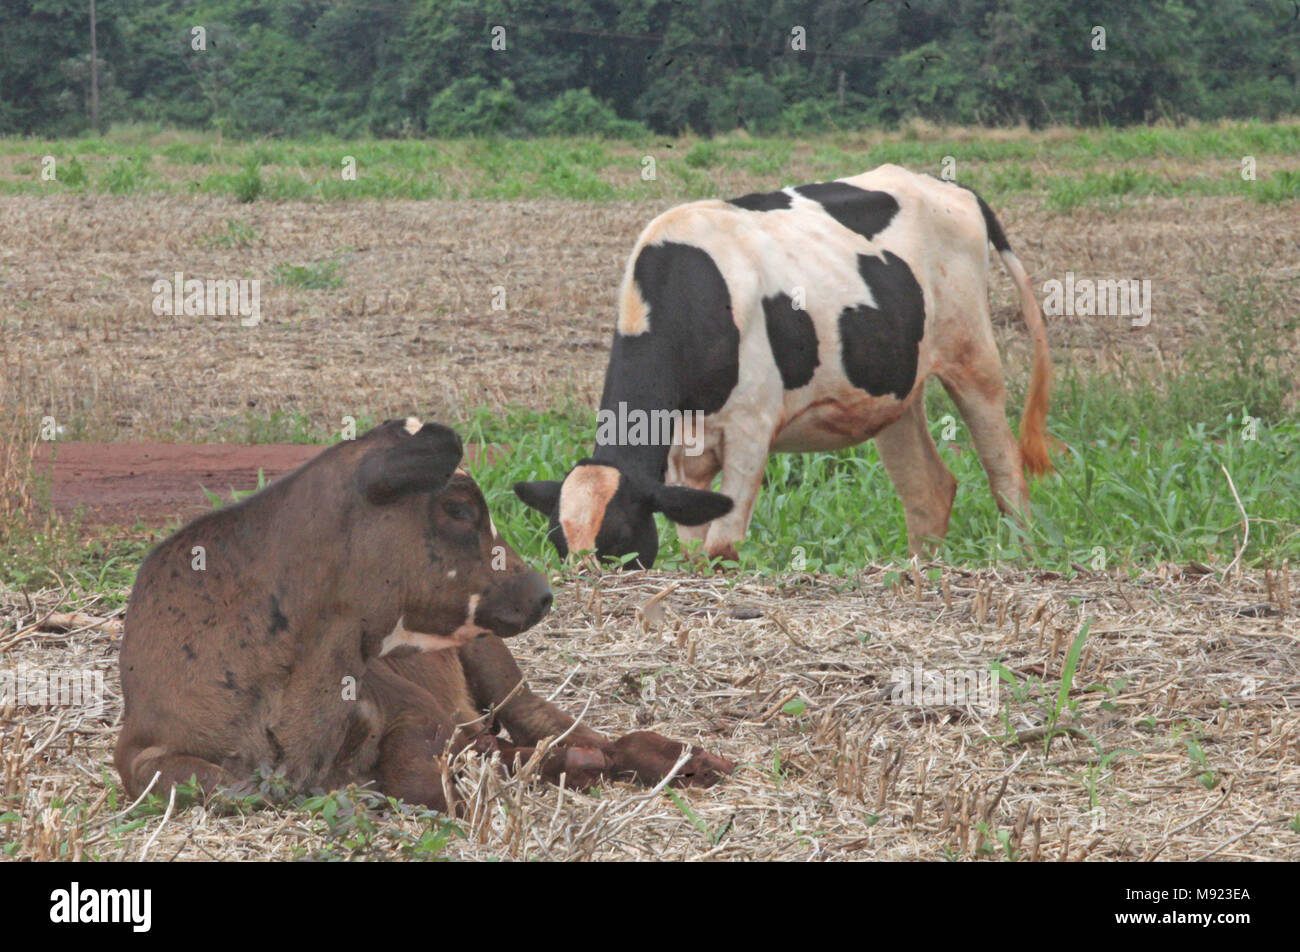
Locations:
515;164;1052;568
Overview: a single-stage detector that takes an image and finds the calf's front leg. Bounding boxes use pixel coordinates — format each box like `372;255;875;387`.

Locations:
458;636;734;787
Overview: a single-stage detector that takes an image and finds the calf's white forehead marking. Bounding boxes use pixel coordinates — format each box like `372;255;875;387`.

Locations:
558;465;621;553
404;417;423;435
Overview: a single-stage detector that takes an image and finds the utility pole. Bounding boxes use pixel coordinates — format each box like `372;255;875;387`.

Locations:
89;0;100;132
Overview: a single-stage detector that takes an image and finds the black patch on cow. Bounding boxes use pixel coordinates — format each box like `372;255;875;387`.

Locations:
182;643;196;661
268;594;289;640
762;292;820;389
795;182;899;241
965;187;1012;252
728;189;792;212
838;251;926;399
622;241;739;416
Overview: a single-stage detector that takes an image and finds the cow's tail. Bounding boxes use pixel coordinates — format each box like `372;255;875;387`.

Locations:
972;192;1053;477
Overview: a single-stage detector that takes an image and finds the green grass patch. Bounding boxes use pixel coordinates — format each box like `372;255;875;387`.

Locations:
202;217;262;249
3;120;1296;205
1251;168;1300;204
273;258;344;290
0;518;154;604
454;376;1299;577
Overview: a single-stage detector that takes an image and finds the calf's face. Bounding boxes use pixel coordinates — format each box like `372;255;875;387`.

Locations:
514;460;732;569
359;422;551;642
407;472;552;639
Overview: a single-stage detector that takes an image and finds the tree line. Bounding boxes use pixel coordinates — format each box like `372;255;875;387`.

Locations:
2;0;1297;138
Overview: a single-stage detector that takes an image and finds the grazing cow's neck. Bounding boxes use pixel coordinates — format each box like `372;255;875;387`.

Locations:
589;334;679;482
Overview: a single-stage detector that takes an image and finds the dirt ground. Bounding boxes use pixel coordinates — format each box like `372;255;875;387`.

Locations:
28;440;501;527
29;441;319;526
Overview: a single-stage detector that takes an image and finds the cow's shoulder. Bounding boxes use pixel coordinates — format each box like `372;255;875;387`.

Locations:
839;165;987;245
727;188;794;212
617;200;747;338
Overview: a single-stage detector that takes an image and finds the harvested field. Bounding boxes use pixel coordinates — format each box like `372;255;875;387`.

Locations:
2;191;1297;441
2;566;1296;861
2;131;1298;862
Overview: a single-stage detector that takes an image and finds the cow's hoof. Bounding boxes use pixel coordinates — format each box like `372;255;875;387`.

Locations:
705;545;740;569
607;731;735;788
557;747;610;789
675;746;737;788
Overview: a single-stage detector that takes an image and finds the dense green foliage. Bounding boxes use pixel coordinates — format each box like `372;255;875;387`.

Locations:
3;0;1297;138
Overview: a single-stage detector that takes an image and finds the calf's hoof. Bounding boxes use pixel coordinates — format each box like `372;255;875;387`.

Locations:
608;731;735;788
555;747;610;789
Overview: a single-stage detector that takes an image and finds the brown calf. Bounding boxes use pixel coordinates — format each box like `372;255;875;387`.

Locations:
115;417;732;811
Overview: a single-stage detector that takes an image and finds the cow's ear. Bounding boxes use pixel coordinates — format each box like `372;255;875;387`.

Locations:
358;423;462;504
649;484;733;526
513;480;562;516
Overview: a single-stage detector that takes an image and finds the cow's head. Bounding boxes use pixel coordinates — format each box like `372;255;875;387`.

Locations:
513;459;732;569
356;419;552;645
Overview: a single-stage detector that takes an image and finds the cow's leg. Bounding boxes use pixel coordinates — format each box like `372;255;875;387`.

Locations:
667;446;722;560
376;713;455;812
114;742;238;801
701;421;773;563
459;636;734;788
874;394;958;554
366;655;483;812
459;635;609;748
937;341;1030;522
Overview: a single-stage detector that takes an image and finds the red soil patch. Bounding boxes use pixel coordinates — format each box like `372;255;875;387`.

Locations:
31;442;501;528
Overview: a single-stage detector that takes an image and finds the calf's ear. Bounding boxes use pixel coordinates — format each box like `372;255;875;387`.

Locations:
514;480;562;515
649;484;733;526
358;423;463;504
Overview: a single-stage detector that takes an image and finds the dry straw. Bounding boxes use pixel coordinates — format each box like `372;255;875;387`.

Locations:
2;562;1296;861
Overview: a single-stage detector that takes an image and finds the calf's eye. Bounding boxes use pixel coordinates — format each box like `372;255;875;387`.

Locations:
443;502;476;522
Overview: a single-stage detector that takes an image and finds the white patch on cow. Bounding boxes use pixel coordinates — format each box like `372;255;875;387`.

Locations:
403;417;422;435
618;277;649;336
446;568;457;578
379;615;472;655
558;465;620;554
